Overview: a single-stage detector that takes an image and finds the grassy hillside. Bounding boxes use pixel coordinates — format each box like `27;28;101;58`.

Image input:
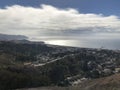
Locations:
78;73;120;90
17;74;120;90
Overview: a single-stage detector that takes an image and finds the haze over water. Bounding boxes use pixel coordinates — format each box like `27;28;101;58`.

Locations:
43;33;120;50
45;39;120;50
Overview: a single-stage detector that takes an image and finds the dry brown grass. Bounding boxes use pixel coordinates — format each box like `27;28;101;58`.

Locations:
17;74;120;90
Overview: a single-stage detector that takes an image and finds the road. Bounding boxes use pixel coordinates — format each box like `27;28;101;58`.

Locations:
33;54;74;67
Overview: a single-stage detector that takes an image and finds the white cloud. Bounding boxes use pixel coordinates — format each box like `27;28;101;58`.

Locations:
0;4;120;40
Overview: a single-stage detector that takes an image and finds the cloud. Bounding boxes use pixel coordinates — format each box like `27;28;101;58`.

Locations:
0;4;120;40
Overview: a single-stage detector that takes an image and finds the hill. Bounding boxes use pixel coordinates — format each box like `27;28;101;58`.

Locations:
78;73;120;90
0;33;28;41
0;40;120;89
17;74;120;90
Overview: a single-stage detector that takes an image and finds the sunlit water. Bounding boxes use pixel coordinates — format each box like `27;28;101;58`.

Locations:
45;39;120;50
31;32;120;50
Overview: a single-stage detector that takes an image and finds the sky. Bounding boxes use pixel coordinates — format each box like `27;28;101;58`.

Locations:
0;0;120;16
0;0;120;48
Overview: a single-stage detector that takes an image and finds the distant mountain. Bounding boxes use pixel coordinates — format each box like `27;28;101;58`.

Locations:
0;33;28;41
11;39;45;44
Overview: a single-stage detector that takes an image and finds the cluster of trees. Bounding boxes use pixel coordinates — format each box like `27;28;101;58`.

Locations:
0;65;51;90
0;41;54;62
0;52;102;89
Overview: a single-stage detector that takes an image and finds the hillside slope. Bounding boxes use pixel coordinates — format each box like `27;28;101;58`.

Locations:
79;73;120;90
0;40;120;89
17;74;120;90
